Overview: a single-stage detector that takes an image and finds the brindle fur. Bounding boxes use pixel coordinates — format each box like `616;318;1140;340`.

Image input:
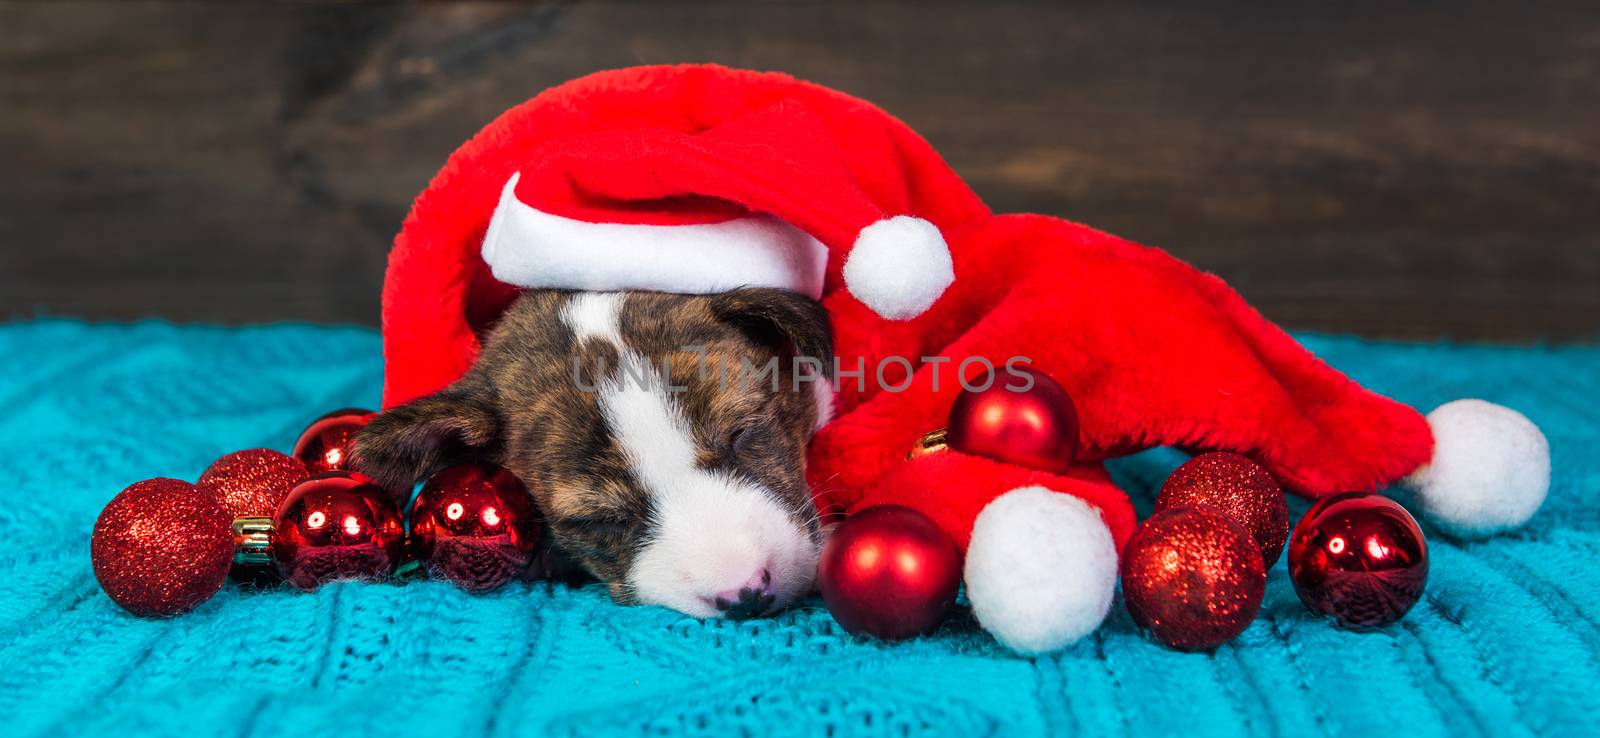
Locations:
354;288;832;600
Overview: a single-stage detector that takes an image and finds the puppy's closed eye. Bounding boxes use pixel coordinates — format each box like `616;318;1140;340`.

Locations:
720;392;784;461
561;515;633;538
556;513;642;562
729;425;757;457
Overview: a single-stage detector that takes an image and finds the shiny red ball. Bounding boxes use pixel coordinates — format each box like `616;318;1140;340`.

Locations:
91;478;235;616
1157;452;1290;567
818;505;961;640
291;408;375;474
412;463;543;593
1121;507;1266;651
1289;492;1429;628
271;471;405;590
196;448;309;519
946;365;1078;474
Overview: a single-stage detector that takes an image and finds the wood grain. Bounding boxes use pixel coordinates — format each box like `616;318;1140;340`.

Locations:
2;1;1596;341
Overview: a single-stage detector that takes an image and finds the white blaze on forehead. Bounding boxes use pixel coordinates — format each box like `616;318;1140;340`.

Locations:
561;292;625;344
597;351;817;619
600;352;699;487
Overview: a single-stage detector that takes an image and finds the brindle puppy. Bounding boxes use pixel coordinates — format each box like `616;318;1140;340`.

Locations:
354;288;833;618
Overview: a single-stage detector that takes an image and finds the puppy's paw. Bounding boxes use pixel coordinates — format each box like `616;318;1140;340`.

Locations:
351;388;499;494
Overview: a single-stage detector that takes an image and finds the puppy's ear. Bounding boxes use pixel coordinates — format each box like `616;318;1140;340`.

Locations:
710;288;834;378
351;385;500;493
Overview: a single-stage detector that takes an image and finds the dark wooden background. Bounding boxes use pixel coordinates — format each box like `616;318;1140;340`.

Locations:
3;1;1597;341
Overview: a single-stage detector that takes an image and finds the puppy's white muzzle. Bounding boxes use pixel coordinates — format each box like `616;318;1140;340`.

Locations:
627;473;819;619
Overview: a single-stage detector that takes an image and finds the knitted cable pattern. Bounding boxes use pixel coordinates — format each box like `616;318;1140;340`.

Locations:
0;320;1595;738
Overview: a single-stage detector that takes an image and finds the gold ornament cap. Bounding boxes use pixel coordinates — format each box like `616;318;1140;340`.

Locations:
231;516;275;566
908;428;949;459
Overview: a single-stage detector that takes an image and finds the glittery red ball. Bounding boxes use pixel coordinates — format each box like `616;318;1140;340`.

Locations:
1121;507;1267;651
1289;492;1429;628
291;408;375;474
946;365;1079;474
271;471;405;590
818;505;962;640
412;463;543;593
91;478;235;617
1157;452;1290;567
196;448;309;519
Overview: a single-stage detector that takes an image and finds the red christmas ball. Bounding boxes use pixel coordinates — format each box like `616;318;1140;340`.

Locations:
818;505;961;640
412;463;543;593
1156;452;1290;567
946;365;1078;474
91;478;235;616
292;408;375;474
196;448;309;519
271;471;405;590
1288;492;1428;628
1121;507;1266;651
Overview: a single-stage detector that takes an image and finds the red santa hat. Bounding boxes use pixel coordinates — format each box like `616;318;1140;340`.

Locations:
382;64;988;409
382;64;1549;651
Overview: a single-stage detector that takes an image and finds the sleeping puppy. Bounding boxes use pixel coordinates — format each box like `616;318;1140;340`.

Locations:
354;288;832;619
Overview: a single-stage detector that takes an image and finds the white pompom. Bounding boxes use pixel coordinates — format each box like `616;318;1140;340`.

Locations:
842;216;954;321
1404;399;1550;537
964;486;1117;654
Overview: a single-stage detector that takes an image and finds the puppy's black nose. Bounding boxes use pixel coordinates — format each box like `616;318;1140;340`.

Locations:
713;568;775;619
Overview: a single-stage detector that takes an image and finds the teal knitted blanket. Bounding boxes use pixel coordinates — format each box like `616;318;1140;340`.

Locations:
1;320;1595;738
